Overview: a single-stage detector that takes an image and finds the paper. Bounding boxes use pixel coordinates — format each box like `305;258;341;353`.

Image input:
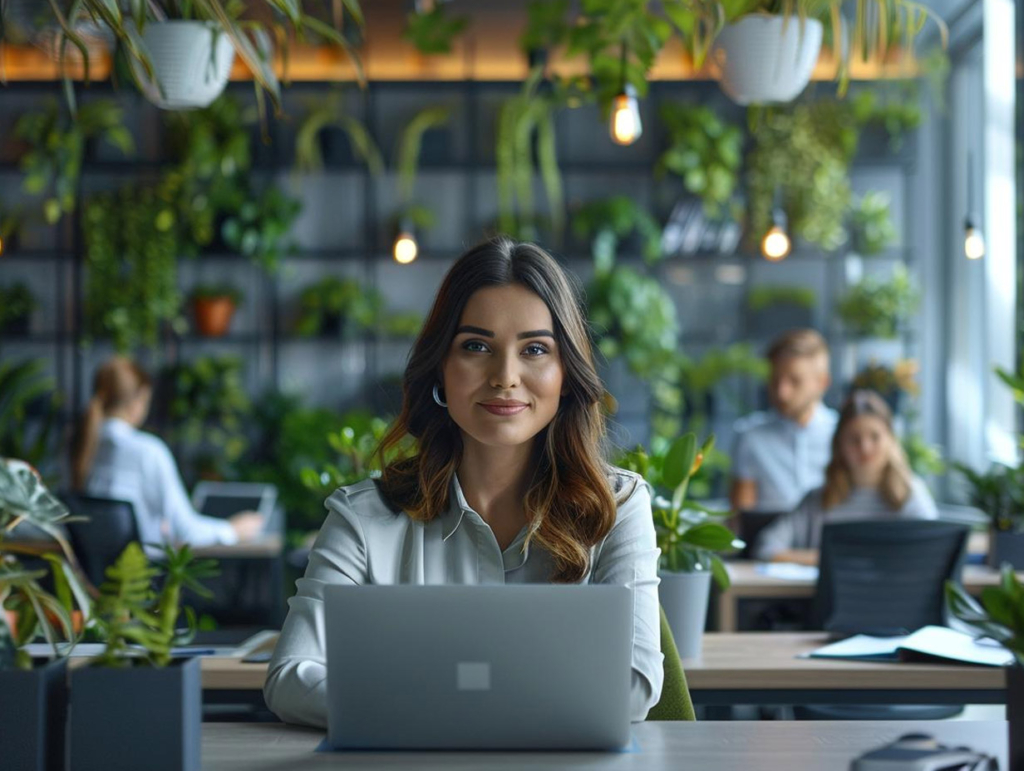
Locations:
754;562;820;581
806;625;1014;667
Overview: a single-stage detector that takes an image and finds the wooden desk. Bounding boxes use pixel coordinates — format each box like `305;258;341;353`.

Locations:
200;721;1008;770
200;631;1008;707
13;533;283;558
715;562;1009;633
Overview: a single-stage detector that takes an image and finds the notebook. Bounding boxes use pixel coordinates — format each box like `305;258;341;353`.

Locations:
803;625;1014;667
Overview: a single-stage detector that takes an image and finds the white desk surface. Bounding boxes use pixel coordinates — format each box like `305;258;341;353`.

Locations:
201;720;1008;770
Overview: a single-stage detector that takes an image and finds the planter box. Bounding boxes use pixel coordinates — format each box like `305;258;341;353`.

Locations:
0;657;68;771
659;570;712;659
990;530;1024;570
70;657;201;771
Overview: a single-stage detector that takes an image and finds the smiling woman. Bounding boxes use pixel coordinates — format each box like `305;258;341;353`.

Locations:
264;237;664;729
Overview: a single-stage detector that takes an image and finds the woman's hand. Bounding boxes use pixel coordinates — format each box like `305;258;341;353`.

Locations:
229;511;266;541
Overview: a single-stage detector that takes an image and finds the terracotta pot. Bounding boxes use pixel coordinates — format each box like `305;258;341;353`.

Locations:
193;296;237;337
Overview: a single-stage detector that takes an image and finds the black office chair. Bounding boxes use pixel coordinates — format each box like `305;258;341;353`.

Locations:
737;510;786;560
814;519;969;636
60;493;140;588
798;519;969;721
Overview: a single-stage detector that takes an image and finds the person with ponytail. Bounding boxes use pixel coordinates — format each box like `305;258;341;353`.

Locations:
753;389;938;563
70;356;264;547
264;238;662;729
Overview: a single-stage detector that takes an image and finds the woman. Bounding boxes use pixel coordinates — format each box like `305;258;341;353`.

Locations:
753;389;938;563
264;238;663;728
69;356;264;547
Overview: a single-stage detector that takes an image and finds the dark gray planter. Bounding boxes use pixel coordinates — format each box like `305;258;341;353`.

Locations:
69;657;201;771
1008;664;1024;771
990;530;1024;570
0;657;68;771
747;304;815;340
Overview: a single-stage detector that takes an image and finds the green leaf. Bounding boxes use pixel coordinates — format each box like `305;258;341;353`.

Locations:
662;433;697;489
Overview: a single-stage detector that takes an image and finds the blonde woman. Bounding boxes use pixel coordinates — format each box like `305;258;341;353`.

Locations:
753;389;938;564
69;357;264;547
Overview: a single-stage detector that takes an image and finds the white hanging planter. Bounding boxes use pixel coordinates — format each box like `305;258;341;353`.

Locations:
712;15;823;105
133;21;235;110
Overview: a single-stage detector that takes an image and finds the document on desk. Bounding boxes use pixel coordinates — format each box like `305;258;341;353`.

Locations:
754;562;820;581
804;625;1014;667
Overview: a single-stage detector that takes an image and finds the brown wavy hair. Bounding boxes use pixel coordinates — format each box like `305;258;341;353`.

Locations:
375;237;622;583
70;357;152;491
821;389;913;510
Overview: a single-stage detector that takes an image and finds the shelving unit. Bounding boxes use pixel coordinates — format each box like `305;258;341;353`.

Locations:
0;77;922;460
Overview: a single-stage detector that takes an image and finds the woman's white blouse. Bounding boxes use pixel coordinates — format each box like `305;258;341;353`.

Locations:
84;418;237;547
264;468;664;728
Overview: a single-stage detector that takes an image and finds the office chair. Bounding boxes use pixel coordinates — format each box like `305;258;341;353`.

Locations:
61;493;140;588
737;510;786;560
797;519;969;721
646;604;696;721
814;519;969;636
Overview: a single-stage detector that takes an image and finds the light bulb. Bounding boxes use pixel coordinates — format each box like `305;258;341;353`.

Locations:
761;225;791;261
610;85;642;146
393;231;418;264
964;225;985;260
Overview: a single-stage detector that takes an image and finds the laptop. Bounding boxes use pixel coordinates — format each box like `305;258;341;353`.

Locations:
324;584;632;751
190;481;281;534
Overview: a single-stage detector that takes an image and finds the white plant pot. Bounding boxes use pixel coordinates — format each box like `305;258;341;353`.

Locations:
659;570;712;659
133;21;235;110
712;16;823;105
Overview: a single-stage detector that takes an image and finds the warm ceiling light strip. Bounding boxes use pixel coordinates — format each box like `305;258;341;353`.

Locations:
0;42;920;83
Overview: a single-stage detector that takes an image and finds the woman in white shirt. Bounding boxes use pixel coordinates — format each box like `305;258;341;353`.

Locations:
69;357;264;547
264;237;663;728
754;389;938;563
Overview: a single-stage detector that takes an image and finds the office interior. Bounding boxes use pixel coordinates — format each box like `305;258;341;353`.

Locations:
0;0;1021;769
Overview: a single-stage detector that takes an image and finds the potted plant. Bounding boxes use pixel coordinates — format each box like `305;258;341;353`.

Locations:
167;356;251;480
0;361;63;477
850;191;898;255
746;285;817;337
69;541;218;771
946;566;1024;769
33;1;365;113
221;185;301;274
657;102;743;217
694;0;946;105
850;358;920;414
0;282;38;336
956;463;1024;569
618;433;743;658
189;285;242;338
1;458;91;771
836;265;920;339
294;277;383;339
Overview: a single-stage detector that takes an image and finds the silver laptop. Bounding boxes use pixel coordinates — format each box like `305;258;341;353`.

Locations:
190;481;281;534
324;584;632;751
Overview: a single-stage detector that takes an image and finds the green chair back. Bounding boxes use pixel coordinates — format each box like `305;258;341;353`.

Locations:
646;605;696;721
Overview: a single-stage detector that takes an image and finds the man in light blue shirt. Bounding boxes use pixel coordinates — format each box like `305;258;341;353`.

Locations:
730;329;838;513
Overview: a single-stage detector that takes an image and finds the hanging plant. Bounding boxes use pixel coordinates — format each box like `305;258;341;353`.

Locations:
294;92;383;174
16;99;133;225
657;102;743;217
496;69;572;243
850;191;897;255
403;2;469;55
83;182;183;353
23;1;366;115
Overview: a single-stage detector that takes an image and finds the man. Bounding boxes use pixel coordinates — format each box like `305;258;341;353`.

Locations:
730;329;838;513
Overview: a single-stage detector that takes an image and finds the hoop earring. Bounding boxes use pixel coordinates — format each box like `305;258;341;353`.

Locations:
432;383;447;408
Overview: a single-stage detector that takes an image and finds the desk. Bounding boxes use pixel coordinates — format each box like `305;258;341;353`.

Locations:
200;721;1008;770
715;562;1010;633
199;632;1008;708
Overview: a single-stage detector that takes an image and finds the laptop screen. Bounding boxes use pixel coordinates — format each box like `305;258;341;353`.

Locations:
199;494;265;518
